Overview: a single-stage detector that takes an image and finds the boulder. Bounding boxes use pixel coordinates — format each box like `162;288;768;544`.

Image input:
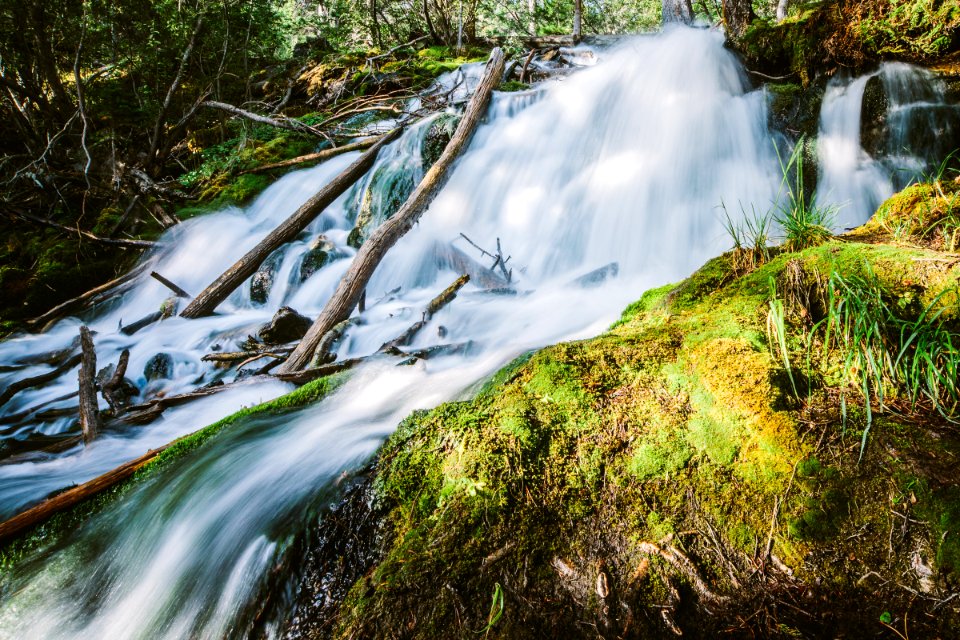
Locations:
144;353;174;381
258;306;313;344
250;250;284;305
299;235;340;283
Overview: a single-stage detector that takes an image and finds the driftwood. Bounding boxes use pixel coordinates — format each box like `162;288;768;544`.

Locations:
313;318;360;367
436;243;510;289
278;48;506;373
180;129;403;319
0;391;78;426
100;349;130;413
120;311;163;336
273;358;363;385
77;326;102;444
150;271;191;298
8;209;156;249
239;137;380;175
27;263;149;330
519;49;536;83
203;101;327;138
0;353;82;408
380;275;469;354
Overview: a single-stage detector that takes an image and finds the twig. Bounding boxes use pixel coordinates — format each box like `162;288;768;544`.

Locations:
7;209;156;249
150;271;191;298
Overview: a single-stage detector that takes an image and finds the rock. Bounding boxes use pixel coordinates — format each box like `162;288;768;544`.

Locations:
250;250;284;305
421;114;460;168
299;235;339;283
860;74;889;159
144;353;174;381
347;163;417;249
258;306;313;344
571;262;619;288
159;296;178;319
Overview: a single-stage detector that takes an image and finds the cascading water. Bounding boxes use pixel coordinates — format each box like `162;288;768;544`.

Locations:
816;62;960;229
0;26;786;639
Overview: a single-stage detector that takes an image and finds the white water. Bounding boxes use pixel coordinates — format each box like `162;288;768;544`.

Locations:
817;62;960;229
0;26;897;639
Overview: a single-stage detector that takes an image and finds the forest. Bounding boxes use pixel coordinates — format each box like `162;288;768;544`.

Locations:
1;0;960;638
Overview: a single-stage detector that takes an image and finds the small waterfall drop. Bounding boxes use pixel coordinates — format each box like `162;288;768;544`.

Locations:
816;63;960;228
0;27;794;639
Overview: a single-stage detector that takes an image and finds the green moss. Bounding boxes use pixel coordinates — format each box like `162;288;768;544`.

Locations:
326;223;960;635
499;80;530;92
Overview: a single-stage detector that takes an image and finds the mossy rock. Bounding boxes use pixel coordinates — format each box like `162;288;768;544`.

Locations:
855;179;960;251
283;229;960;637
347;163;417;249
420;113;460;169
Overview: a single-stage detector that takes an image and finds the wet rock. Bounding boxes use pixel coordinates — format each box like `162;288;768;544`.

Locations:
299;235;340;283
421;114;460;168
144;353;174;381
250;250;284;305
860;74;889;159
347;164;417;249
766;80;824;139
258;306;313;344
570;262;619;288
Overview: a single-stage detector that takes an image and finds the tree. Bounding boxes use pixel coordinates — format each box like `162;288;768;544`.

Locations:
662;0;693;24
721;0;755;35
573;0;582;41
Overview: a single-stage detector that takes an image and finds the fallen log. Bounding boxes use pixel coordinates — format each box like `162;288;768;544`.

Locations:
380;274;469;354
273;358;363;385
239;137;381;175
0;440;177;543
78;327;102;444
150;271;191;298
120;311;163;336
277;48;506;373
0;353;83;409
180;128;403;319
27;263;149;330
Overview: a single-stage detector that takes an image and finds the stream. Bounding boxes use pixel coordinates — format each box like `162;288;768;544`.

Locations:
0;25;956;639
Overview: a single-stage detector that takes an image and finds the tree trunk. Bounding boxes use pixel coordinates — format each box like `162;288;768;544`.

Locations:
572;0;583;42
721;0;755;36
662;0;693;24
277;49;506;374
78;326;101;444
179;130;401;319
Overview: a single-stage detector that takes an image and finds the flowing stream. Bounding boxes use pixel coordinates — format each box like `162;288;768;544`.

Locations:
0;26;954;639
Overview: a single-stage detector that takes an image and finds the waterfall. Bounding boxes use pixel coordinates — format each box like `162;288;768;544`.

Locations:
0;27;791;639
816;62;960;229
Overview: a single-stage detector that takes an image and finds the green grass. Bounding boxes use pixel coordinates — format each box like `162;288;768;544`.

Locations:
773;136;836;253
810;268;960;459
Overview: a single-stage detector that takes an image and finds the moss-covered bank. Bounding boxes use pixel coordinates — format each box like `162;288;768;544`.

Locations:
285;190;960;637
732;0;960;85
